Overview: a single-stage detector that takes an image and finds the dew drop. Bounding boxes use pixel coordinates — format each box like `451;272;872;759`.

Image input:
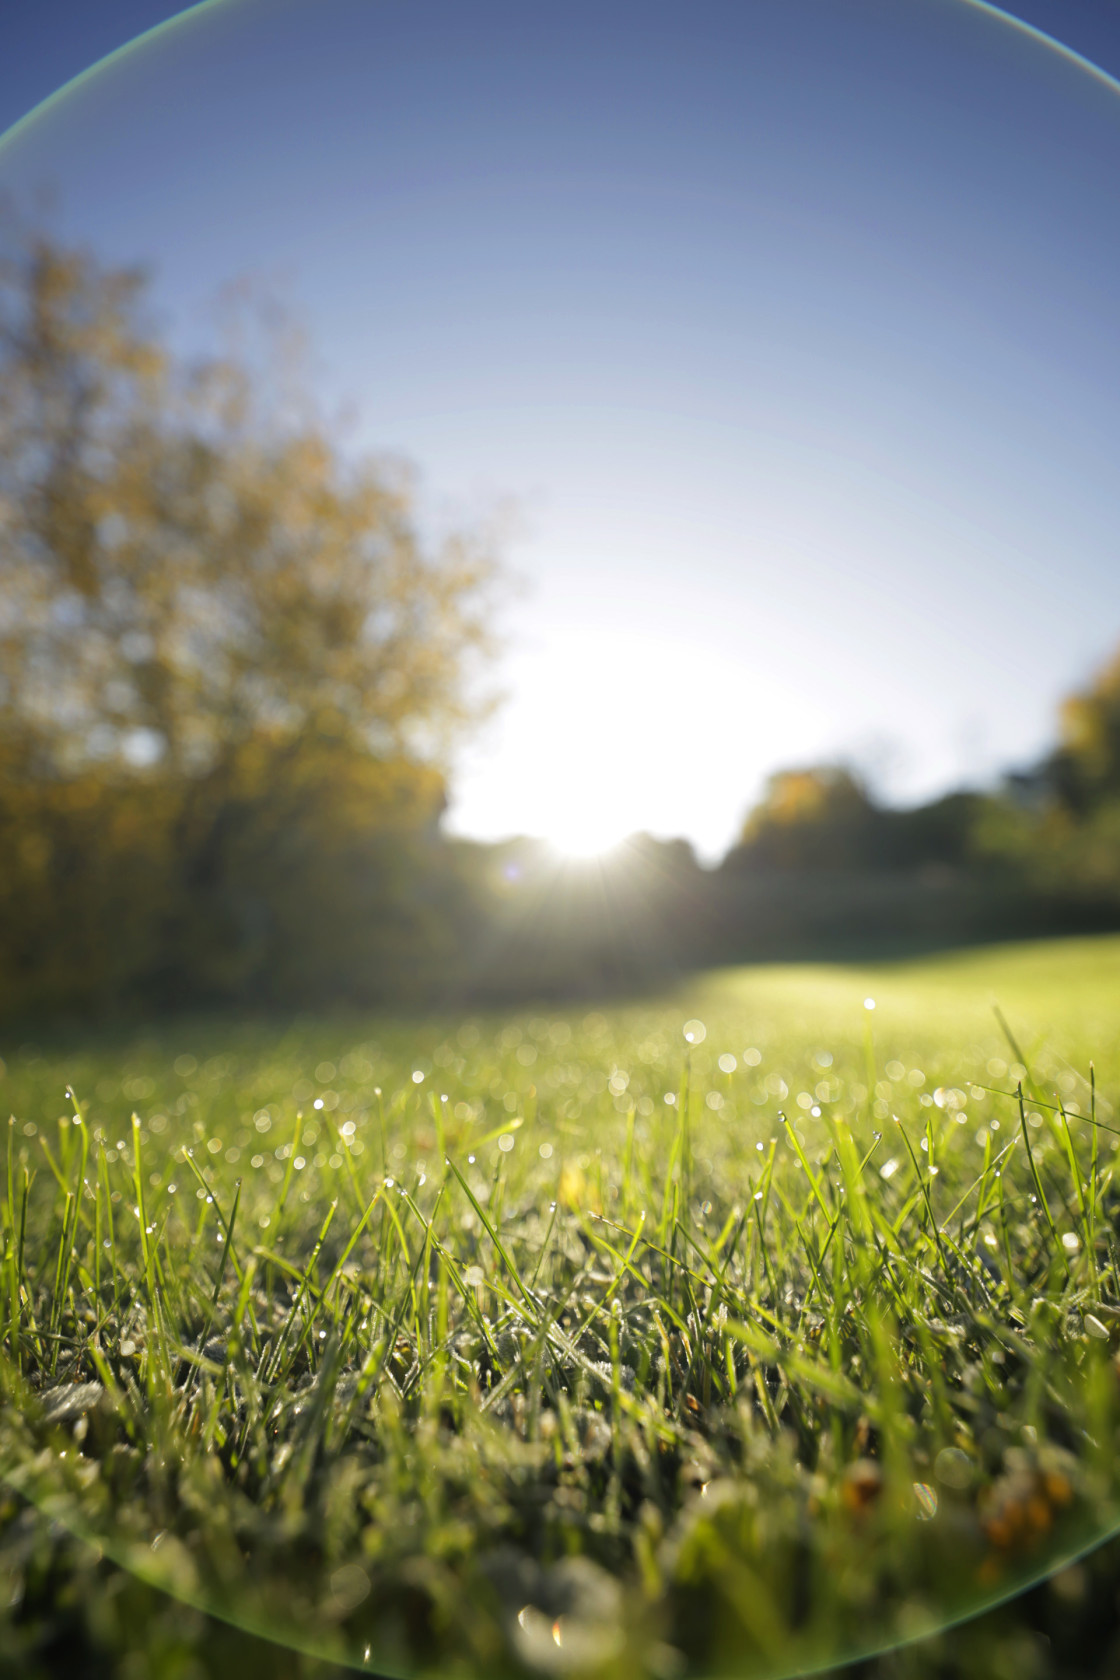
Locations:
913;1482;938;1521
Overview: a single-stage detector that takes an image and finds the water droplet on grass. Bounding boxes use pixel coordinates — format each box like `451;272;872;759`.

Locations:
913;1482;938;1520
934;1447;973;1489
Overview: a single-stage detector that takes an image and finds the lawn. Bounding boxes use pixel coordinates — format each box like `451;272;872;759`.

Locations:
4;935;1120;1679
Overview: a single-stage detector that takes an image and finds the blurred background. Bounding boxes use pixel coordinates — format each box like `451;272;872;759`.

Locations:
2;0;1120;1020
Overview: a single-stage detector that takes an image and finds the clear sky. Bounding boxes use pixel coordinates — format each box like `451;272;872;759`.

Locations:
2;0;1120;858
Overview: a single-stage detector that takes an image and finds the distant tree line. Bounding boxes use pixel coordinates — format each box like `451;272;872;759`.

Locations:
446;650;1120;997
706;645;1120;958
1;221;1118;1023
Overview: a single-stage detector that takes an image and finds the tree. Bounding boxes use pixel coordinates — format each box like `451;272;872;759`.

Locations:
0;221;500;783
725;765;876;871
1050;644;1120;814
0;219;505;1015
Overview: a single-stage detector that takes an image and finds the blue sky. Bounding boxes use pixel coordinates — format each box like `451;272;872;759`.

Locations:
2;0;1120;856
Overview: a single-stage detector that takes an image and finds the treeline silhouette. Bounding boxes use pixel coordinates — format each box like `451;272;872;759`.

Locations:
449;656;1120;1001
2;223;1119;1023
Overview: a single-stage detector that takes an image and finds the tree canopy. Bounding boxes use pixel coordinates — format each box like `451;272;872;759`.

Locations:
0;221;505;1016
0;222;500;785
1052;645;1120;813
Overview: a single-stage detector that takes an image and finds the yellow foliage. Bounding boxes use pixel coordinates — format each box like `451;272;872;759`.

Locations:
0;219;506;1018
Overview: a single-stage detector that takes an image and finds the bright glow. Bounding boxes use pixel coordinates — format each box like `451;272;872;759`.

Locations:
448;625;824;860
544;809;629;863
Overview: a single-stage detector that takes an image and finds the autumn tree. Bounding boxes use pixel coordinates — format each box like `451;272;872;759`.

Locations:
0;221;504;1014
724;766;877;871
1051;644;1120;814
0;225;499;781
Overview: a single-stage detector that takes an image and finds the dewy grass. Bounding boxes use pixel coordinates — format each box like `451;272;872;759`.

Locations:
4;937;1120;1677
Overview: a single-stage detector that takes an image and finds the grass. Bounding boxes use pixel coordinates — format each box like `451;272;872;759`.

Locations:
4;935;1120;1679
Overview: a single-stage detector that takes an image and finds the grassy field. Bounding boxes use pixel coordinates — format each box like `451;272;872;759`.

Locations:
5;935;1120;1679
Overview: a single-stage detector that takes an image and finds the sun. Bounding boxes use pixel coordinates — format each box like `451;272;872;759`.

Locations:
543;811;629;863
448;625;814;861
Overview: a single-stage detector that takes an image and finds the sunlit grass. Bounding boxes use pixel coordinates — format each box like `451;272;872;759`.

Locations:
4;936;1120;1677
